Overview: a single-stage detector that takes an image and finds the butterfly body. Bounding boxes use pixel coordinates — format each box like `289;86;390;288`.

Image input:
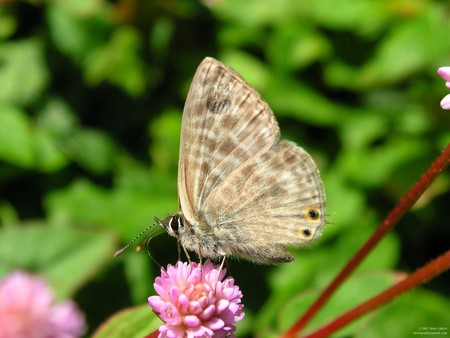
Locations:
162;57;326;264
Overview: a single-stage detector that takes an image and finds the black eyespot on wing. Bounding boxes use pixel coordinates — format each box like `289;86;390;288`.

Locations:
308;209;319;220
302;228;312;238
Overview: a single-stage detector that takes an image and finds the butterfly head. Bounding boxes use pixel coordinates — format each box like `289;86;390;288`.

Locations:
157;214;184;238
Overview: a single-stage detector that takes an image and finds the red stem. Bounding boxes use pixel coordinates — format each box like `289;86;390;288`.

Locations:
302;249;450;338
145;331;159;338
282;143;450;338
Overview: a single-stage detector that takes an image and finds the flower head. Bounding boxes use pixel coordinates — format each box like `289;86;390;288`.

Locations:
148;260;244;338
0;270;86;338
437;67;450;109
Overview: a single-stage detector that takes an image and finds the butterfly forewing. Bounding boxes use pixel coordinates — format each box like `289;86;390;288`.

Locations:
178;58;280;226
176;57;326;263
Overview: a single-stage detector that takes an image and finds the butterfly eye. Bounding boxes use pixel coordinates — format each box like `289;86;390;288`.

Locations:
168;215;183;235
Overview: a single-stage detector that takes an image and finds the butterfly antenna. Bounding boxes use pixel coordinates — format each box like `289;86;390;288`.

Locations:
136;218;163;252
114;221;160;257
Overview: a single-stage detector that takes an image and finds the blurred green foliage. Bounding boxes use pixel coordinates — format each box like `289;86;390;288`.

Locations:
0;0;449;337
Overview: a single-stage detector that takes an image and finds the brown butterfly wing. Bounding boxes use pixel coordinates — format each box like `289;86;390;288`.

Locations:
177;57;326;263
178;57;280;227
203;140;326;263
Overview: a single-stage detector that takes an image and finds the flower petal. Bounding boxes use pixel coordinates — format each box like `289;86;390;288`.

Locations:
148;260;244;336
148;296;165;312
184;315;201;327
50;301;86;336
198;304;216;320
186;267;202;285
161;324;185;338
169;286;181;303
206;317;225;330
438;67;450;82
178;293;189;313
159;303;181;325
187;300;203;315
0;271;85;338
441;94;450;110
187;326;214;338
217;299;230;313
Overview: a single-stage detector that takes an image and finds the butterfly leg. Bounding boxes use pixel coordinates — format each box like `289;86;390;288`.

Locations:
213;254;227;292
218;254;226;275
180;243;192;263
195;242;204;264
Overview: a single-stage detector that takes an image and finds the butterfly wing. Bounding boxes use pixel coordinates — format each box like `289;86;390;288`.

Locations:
203;139;326;263
178;57;280;227
178;57;326;263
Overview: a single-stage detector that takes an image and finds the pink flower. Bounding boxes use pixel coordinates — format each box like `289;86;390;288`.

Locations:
437;67;450;109
0;271;86;338
148;260;244;338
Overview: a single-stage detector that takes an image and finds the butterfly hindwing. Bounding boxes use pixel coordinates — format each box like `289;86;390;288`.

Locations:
203;140;326;263
176;57;326;263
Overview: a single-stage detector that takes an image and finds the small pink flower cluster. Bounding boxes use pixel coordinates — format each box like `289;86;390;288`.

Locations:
0;271;86;338
148;260;244;338
437;67;450;110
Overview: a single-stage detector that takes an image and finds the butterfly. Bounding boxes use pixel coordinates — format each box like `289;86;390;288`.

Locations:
152;57;327;264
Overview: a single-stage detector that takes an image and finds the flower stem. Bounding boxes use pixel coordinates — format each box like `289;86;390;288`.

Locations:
145;330;159;338
302;249;450;338
282;143;450;338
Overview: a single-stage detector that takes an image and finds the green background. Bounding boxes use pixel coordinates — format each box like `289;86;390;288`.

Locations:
0;0;449;337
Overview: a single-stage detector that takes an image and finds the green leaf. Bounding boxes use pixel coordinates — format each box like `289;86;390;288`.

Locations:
267;23;331;71
53;0;105;15
259;270;449;337
0;10;17;39
84;27;147;95
0;202;19;226
32;98;78;172
149;109;181;171
64;128;117;174
338;139;429;187
148;17;176;59
123;253;154;305
0;224;116;300
366;10;450;84
46;3;110;64
220;51;271;93
339;112;388;149
325;8;450;89
303;0;388;35
33;128;69;171
0;105;34;167
92;304;161;338
256;224;399;333
276;272;396;335
37;98;79;137
44;165;176;238
321;170;366;228
211;0;293;27
0;39;49;105
265;76;346;126
359;288;450;338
